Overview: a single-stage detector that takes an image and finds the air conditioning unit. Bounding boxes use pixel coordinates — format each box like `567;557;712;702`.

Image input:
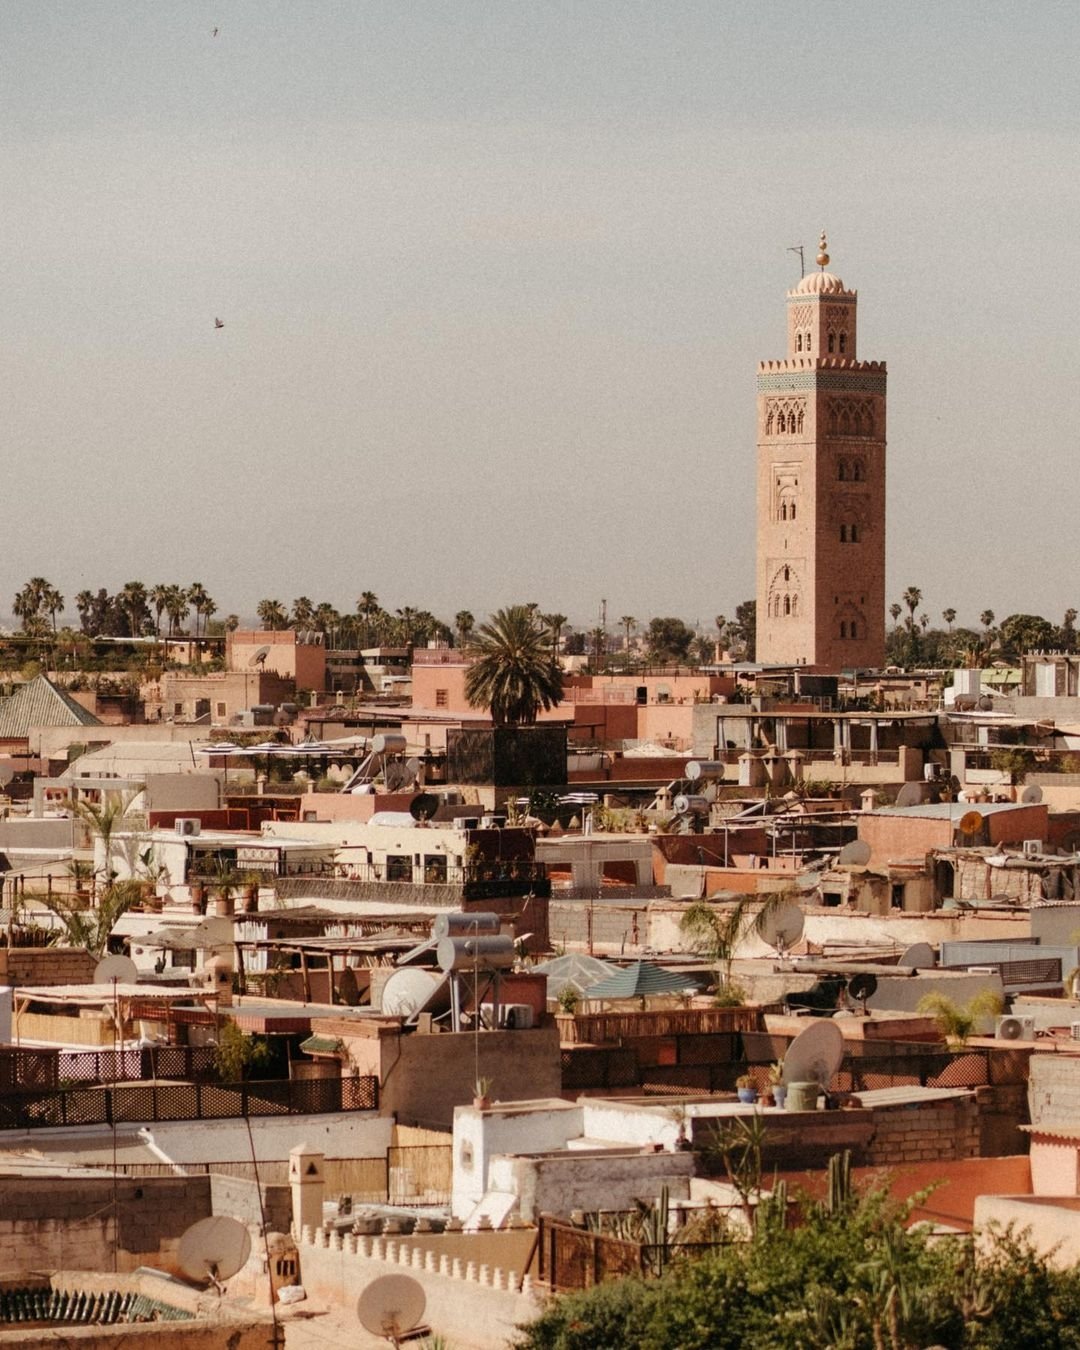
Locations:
1070;1021;1080;1042
966;967;996;975
924;762;943;781
1022;839;1041;857
996;1015;1036;1041
175;817;201;837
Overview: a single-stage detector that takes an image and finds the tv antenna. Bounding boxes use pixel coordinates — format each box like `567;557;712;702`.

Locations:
788;244;805;277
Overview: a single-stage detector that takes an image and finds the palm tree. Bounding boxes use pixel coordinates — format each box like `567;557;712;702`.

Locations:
942;608;956;632
680;892;795;997
902;587;922;632
257;599;287;631
163;584;190;636
395;606;418;646
40;583;64;633
75;590;95;634
291;596;316;629
224;613;240;632
540;613;567;658
889;603;902;628
464;605;564;725
73;792;136;899
980;609;995;636
150;583;170;637
620;615;636;653
455;610;475;650
119;581;149;638
187;582;210;638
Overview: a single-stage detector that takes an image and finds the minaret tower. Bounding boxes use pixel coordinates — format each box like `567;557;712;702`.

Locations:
754;232;886;668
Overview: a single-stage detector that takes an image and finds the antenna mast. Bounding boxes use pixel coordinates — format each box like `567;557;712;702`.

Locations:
787;244;805;278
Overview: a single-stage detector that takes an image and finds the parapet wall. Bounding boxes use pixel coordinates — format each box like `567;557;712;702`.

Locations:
298;1226;540;1349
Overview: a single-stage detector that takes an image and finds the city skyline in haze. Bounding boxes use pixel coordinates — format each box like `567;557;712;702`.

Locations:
3;3;1078;633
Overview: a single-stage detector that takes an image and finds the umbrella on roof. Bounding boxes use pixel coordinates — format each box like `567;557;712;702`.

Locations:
532;953;618;1000
583;960;699;1002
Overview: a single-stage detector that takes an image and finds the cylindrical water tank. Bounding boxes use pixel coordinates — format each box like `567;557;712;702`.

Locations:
432;912;501;939
437;935;516;973
674;795;709;815
685;761;725;782
372;733;408;755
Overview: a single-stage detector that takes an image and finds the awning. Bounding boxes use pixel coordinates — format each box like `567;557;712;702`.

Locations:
299;1035;343;1056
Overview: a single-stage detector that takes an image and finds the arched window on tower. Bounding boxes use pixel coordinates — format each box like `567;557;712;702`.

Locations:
777;411;786;434
828;333;835;354
839;332;847;354
796;407;804;433
840;621;848;639
838;460;847;481
765;410;774;435
852;460;864;482
783;595;791;616
851;620;858;639
795;333;802;352
840;525;848;543
805;331;811;353
783;566;790;583
851;523;860;543
791;594;799;617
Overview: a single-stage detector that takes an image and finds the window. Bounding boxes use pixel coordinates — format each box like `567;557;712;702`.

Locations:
840;621;848;639
851;523;859;543
805;331;811;352
839;332;847;354
796;333;802;352
840;525;847;543
386;855;412;881
838;460;847;481
783;595;791;616
851;620;858;638
435;688;448;708
783;566;790;582
828;333;835;353
216;702;227;718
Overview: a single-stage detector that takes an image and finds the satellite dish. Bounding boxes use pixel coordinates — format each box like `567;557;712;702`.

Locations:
847;972;877;1011
959;810;985;836
894;782;924;808
250;646;270;668
1021;784;1044;804
898;942;935;970
0;764;13;788
178;1216;252;1285
380;969;443;1018
756;902;805;954
837;839;871;867
409;792;440;822
357;1274;426;1344
93;954;138;985
782;1019;843;1088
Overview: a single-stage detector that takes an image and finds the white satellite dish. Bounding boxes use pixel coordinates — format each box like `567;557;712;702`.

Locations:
380;969;442;1018
756;902;805;954
178;1215;252;1285
781;1019;844;1088
1021;784;1044;804
897;942;935;970
837;839;871;867
357;1274;426;1344
894;782;924;808
93;954;138;985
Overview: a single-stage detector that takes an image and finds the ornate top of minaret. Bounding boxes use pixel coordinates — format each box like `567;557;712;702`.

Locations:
791;229;849;295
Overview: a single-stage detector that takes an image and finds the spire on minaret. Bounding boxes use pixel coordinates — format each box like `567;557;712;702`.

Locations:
817;230;830;270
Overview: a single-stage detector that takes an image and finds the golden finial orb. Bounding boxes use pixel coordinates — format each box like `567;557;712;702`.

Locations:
817;230;830;269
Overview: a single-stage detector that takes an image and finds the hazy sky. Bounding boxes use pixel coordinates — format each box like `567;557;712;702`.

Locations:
2;2;1078;633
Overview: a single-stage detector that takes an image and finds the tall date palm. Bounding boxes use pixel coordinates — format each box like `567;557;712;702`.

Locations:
464;605;564;725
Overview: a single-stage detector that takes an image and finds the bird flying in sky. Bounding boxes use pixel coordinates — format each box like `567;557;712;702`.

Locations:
214;318;225;329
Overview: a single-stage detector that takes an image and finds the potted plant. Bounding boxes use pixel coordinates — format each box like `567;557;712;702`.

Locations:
768;1061;787;1109
735;1073;758;1104
473;1076;493;1110
557;986;580;1015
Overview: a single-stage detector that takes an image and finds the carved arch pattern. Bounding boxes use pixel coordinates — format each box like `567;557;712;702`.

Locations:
826;396;875;437
764;397;807;437
767;563;803;621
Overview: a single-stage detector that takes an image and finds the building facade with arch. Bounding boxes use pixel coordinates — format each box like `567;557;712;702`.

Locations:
755;233;886;669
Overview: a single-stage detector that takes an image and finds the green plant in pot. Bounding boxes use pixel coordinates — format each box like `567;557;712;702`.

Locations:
767;1060;787;1108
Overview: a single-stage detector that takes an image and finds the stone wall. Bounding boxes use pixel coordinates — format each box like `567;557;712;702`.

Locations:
210;1173;291;1235
0;945;97;987
297;1225;540;1350
493;1148;695;1222
0;1174;211;1275
1028;1054;1080;1129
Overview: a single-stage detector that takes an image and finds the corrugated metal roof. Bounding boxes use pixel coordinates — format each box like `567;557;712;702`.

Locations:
873;802;1035;820
584;960;699;1000
0;676;102;738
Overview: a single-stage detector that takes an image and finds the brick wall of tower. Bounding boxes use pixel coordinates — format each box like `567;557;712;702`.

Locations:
756;270;886;670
